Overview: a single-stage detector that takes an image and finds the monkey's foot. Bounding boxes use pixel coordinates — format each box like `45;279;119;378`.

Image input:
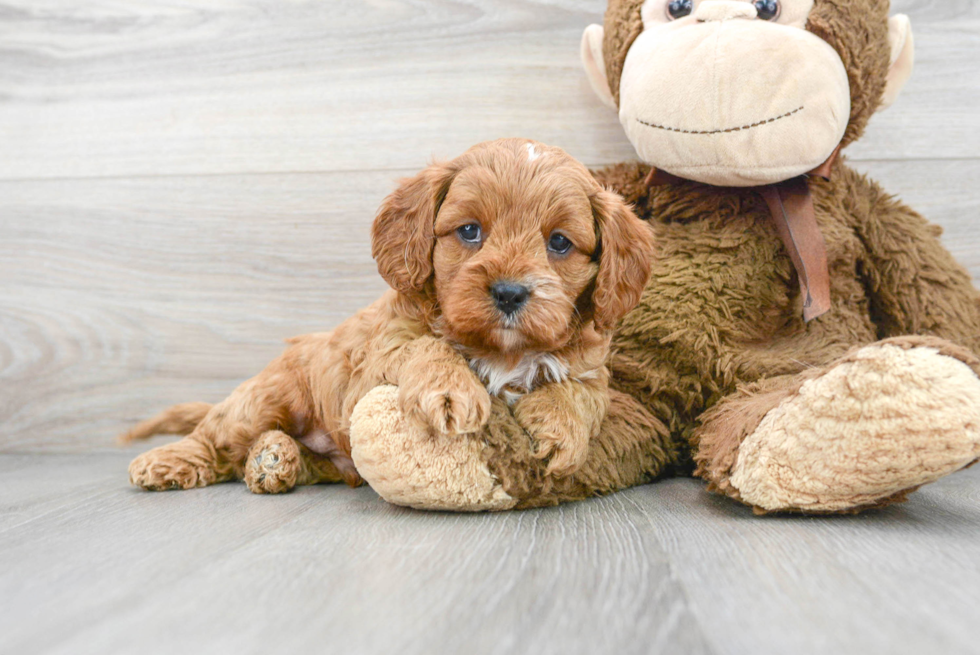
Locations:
731;341;980;512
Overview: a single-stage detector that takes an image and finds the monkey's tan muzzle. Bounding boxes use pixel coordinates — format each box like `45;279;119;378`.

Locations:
618;16;850;187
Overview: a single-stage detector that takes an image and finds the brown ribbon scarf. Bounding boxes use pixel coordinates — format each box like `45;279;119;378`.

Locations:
644;145;841;322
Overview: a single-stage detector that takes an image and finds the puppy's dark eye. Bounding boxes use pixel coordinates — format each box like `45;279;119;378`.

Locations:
456;223;482;245
548;232;573;255
753;0;779;20
666;0;693;20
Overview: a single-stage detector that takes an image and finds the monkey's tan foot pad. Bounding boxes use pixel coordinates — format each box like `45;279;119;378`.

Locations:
349;385;517;512
732;344;980;512
129;444;217;491
244;432;303;495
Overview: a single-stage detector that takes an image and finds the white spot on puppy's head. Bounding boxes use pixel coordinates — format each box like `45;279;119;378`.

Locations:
526;143;544;162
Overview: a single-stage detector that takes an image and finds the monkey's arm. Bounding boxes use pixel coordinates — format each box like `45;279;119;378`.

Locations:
837;165;980;351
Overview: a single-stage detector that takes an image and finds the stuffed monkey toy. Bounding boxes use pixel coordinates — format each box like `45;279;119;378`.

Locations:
344;0;980;514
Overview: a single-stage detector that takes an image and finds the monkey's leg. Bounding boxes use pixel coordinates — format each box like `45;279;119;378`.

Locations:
694;337;980;514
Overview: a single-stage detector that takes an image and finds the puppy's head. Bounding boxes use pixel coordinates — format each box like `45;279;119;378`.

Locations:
372;139;653;354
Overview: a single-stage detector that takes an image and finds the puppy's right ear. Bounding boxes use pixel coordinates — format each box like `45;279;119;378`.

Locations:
591;189;654;332
372;161;458;296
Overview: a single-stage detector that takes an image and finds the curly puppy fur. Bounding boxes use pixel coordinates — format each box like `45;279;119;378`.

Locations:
123;139;654;492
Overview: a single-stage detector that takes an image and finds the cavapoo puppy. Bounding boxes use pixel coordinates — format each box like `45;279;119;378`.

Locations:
122;139;654;493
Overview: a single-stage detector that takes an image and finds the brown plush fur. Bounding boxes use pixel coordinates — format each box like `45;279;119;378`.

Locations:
452;0;980;512
124;139;654;491
479;159;980;510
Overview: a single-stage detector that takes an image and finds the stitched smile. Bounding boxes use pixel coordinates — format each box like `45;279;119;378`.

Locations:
637;106;804;135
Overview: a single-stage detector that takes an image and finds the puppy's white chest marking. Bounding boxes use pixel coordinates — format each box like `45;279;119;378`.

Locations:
469;353;568;404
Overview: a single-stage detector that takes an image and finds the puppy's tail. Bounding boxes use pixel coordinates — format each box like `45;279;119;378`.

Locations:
117;402;213;445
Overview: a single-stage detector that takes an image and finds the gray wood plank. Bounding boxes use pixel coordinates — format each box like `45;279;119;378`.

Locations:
0;453;126;531
2;453;979;655
625;470;980;655
0;171;392;451
4;159;980;452
0;453;711;655
848;1;980;161
0;0;977;182
0;0;633;179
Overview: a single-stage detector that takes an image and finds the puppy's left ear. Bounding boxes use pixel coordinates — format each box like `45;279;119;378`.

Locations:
372;161;459;296
591;189;654;331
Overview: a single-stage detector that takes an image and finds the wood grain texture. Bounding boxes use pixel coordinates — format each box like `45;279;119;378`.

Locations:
0;172;393;451
0;453;712;655
2;3;980;652
1;0;978;453
3;159;979;451
0;0;631;179
627;466;980;655
2;452;979;655
0;0;977;181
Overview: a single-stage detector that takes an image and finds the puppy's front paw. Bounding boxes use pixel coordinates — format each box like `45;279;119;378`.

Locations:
514;399;590;478
400;366;491;436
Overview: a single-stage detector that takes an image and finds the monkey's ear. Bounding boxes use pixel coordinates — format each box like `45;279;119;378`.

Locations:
591;189;654;332
880;15;915;111
581;25;617;110
371;162;458;297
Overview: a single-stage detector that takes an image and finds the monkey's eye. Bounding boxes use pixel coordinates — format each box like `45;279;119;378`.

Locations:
548;232;573;255
456;223;482;245
665;0;693;20
753;0;779;20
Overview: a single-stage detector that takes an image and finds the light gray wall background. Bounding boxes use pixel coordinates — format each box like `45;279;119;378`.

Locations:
1;0;978;451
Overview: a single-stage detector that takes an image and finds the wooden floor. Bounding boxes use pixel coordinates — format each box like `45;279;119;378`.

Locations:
2;1;980;653
1;453;978;655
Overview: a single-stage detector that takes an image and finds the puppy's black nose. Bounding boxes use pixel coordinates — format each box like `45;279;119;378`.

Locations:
491;282;530;316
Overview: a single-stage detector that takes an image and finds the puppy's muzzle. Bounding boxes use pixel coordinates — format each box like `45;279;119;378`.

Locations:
490;281;530;316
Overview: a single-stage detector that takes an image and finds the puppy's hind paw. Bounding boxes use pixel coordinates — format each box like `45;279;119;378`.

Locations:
129;441;218;491
244;431;302;494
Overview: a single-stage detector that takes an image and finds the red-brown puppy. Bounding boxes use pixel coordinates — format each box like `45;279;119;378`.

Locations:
122;139;654;493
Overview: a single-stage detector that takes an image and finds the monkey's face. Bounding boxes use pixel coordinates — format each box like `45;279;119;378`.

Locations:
621;0;848;186
582;0;915;188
